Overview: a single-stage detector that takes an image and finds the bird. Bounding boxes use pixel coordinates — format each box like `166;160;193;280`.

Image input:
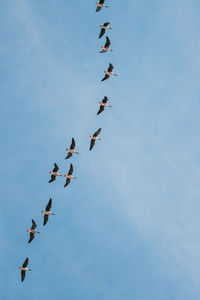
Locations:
41;198;55;226
96;0;108;12
49;163;62;183
27;219;40;244
19;257;31;282
89;128;102;151
99;22;111;39
97;96;112;115
100;36;113;53
64;163;76;187
101;63;118;81
65;138;79;159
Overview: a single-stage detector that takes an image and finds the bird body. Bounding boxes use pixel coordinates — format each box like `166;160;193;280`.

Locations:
42;198;55;226
19;258;31;282
65;138;79;159
99;22;111;39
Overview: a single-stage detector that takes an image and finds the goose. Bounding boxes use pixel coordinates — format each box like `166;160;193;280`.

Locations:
96;0;108;12
19;257;31;282
27;219;40;244
101;63;118;81
100;36;113;53
99;22;111;39
97;96;112;115
41;198;55;226
49;163;62;183
89;128;102;151
65;137;79;159
64;163;76;187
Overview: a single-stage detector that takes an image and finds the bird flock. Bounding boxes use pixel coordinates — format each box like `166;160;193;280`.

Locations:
19;0;116;282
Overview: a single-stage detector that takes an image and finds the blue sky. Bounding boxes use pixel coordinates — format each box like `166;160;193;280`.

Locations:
1;0;200;299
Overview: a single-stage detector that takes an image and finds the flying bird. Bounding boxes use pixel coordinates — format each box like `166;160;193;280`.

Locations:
49;163;62;183
27;219;40;244
99;22;111;39
19;257;31;282
101;63;118;81
65;138;79;159
96;0;108;12
89;128;102;151
41;198;55;226
97;96;112;115
64;163;76;187
100;36;113;53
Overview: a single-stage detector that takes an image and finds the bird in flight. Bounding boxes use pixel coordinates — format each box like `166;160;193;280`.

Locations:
49;163;62;183
99;22;111;39
96;0;108;12
100;36;113;53
41;198;55;226
101;63;118;81
18;257;31;282
97;96;112;115
64;163;77;187
89;128;102;151
65;137;79;159
27;219;40;244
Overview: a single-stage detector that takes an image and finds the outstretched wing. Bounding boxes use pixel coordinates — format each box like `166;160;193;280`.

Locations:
70;138;75;150
68;163;73;175
99;28;105;39
96;6;101;12
108;63;113;72
21;270;26;282
22;257;29;268
89;139;96;151
53;163;59;172
105;36;111;48
102;96;108;103
65;152;72;159
94;128;102;137
97;105;104;115
28;233;35;244
46;198;52;211
31;219;37;230
49;174;56;183
100;0;105;3
101;74;110;81
64;178;71;187
103;22;110;27
43;215;49;226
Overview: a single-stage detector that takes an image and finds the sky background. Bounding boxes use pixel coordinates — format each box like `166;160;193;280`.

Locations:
1;0;200;299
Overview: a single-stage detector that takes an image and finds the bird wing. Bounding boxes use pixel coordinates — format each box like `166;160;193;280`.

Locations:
89;139;96;151
65;152;72;159
21;270;26;282
22;257;29;268
68;163;73;175
53;163;59;172
96;6;101;12
28;233;35;244
94;128;102;137
99;28;105;39
70;137;75;150
49;174;56;183
99;0;105;4
105;36;111;48
43;214;49;226
102;96;108;103
97;105;105;115
108;63;113;72
101;74;110;81
46;198;52;211
104;22;110;26
64;178;71;187
31;219;37;230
